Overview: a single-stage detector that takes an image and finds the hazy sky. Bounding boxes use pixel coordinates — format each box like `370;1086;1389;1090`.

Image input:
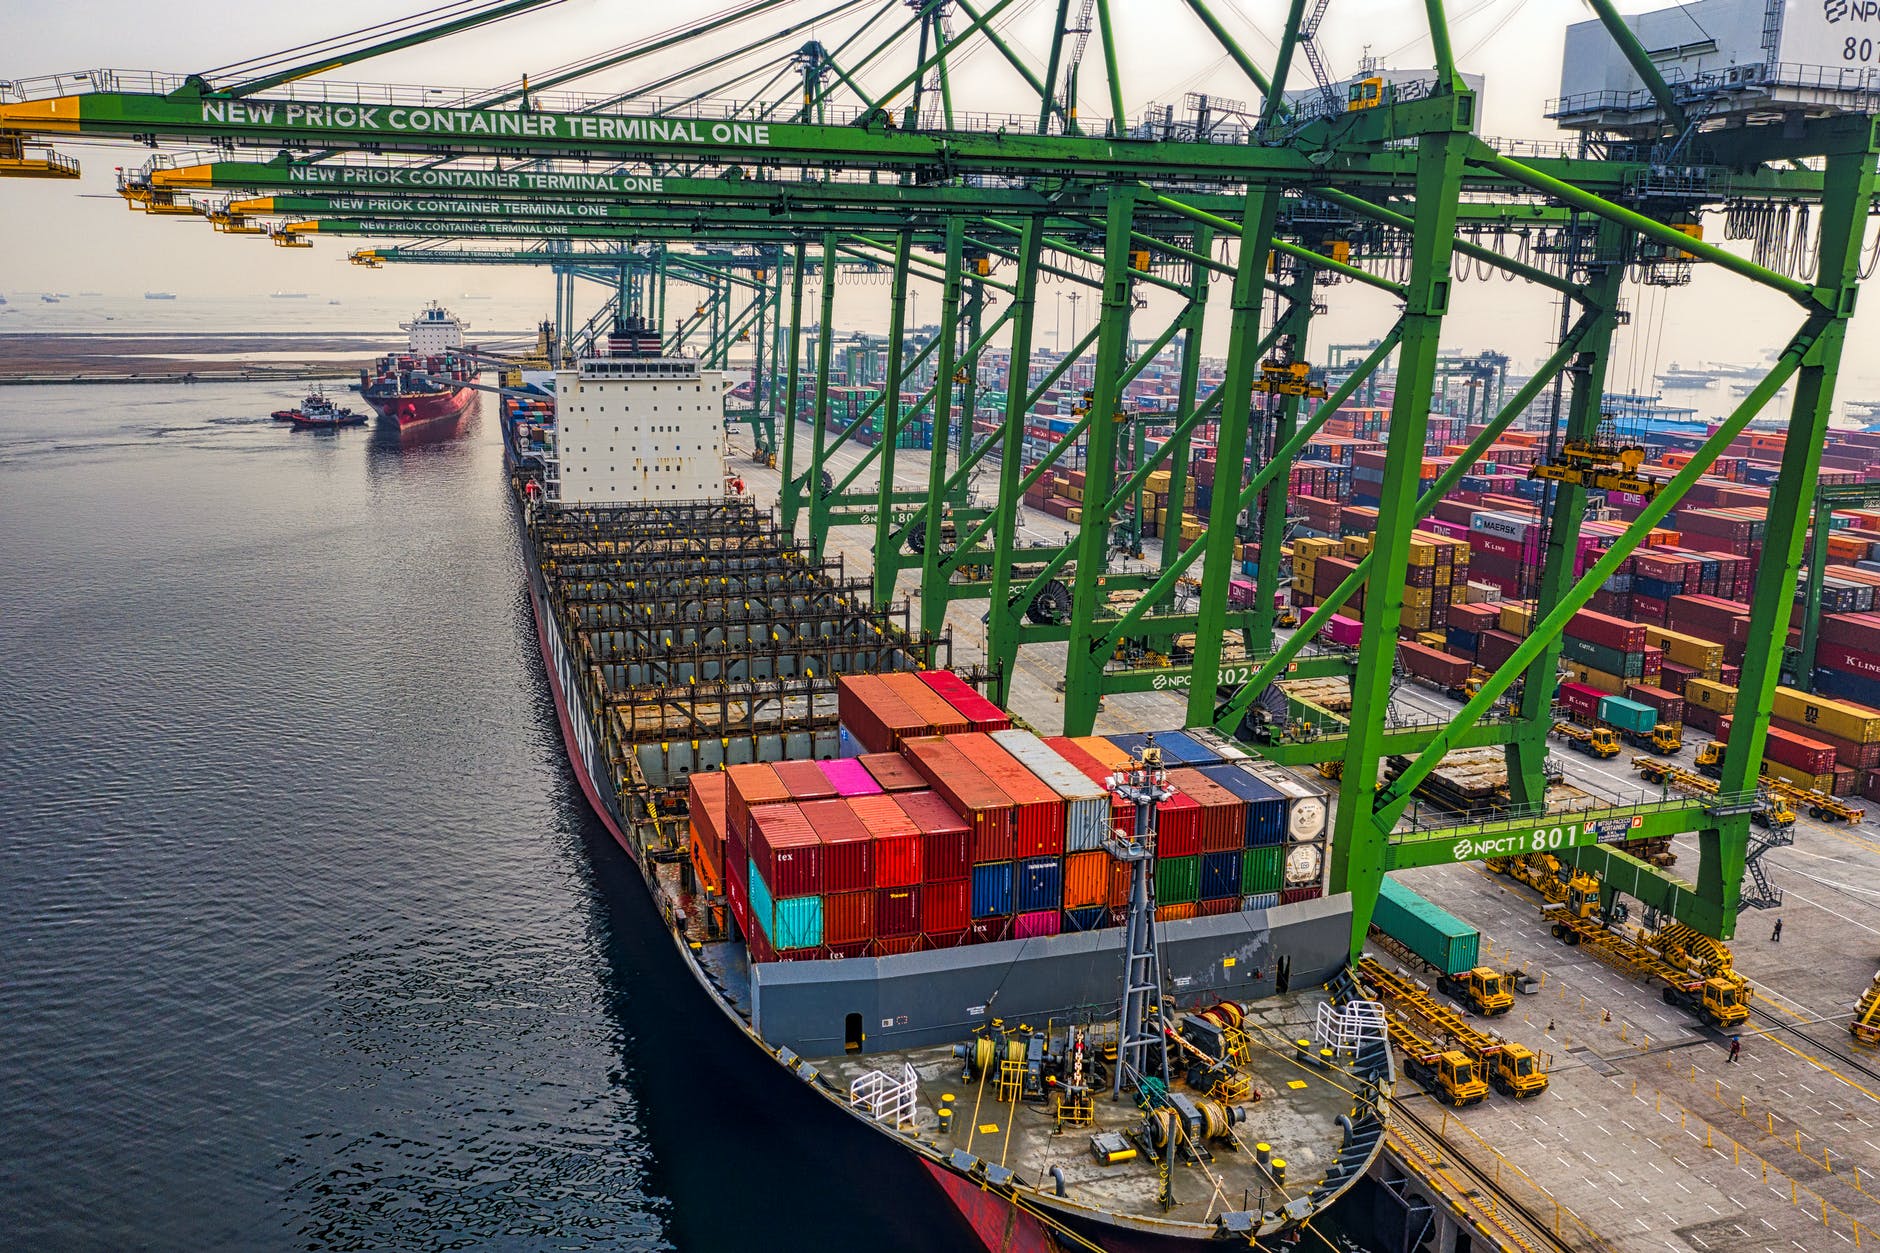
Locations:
4;0;1876;393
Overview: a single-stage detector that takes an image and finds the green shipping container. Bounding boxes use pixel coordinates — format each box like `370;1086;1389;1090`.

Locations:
1241;845;1284;896
1155;855;1201;905
1561;635;1644;679
1598;695;1658;735
1372;877;1480;976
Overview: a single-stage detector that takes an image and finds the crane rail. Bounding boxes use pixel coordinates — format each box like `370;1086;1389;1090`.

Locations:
1387;1098;1597;1253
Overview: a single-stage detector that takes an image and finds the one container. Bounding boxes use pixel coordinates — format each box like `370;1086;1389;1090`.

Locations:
823;889;877;947
1283;843;1325;890
990;729;1111;852
900;735;1017;863
1015;909;1061;939
1166;767;1248;854
1138;730;1221;766
1199;850;1243;900
895;789;972;882
817;758;884;796
876;884;921;937
1016;855;1064;912
771;759;839;802
798;798;875;893
748;860;823;951
921;877;971;934
917;669;1011;732
878;671;972;738
725;762;790;843
1063;850;1112;909
1372;876;1480;975
1280;884;1324;905
969;916;1014;944
971;861;1015;919
1598;695;1659;735
1193;762;1287;846
1152;791;1204;859
836;674;927;753
1155;902;1199;922
749;803;822;898
687;772;730;885
1764;726;1838;775
1063;906;1110;933
952;732;1066;858
859;752;925;792
846;794;921;888
1155;854;1201;905
1241;844;1284;896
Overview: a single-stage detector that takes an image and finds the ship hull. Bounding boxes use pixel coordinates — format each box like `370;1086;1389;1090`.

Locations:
361;385;478;428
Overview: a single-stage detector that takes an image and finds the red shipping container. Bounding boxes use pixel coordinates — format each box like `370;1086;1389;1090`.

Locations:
1833;765;1858;797
825;939;869;960
1043;736;1137;833
1818;643;1880;682
922;927;968;951
951;732;1066;858
749;804;821;897
894;789;972;881
1772;715;1880;769
726;762;790;844
1398;641;1472;690
875;935;922;957
1153;791;1203;859
876;885;921;937
687;773;730;880
799;798;876;893
1624;683;1687;726
770;758;839;801
917;669;1011;733
879;672;972;737
921;877;971;934
1763;726;1837;775
1476;629;1523;670
968;916;1013;944
1566;608;1646;653
900;736;1016;863
859;752;925;792
836;674;926;753
1556;681;1604;720
1198;897;1240;918
847;794;922;888
823;890;876;946
1821;612;1880;656
1166;767;1247;854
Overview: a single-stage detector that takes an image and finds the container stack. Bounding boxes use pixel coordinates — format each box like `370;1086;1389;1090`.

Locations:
689;685;1334;963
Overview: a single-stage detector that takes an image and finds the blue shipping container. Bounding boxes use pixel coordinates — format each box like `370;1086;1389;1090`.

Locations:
1815;666;1880;708
1063;905;1110;933
1142;729;1220;766
971;861;1015;919
1193;762;1287;846
1017;856;1064;912
1446;627;1478;655
1199;850;1243;900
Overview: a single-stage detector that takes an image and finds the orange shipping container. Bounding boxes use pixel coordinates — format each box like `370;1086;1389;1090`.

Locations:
1156;902;1199;922
1065;850;1112;909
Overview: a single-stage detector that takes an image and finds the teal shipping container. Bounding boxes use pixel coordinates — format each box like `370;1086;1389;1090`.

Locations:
1372;877;1479;975
1598;695;1658;734
749;861;824;950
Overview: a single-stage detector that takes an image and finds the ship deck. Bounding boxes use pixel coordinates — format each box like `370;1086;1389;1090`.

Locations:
817;988;1373;1236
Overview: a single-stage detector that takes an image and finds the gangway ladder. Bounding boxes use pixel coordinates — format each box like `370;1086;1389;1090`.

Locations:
1314;998;1388;1066
1741;821;1794;911
848;1062;919;1129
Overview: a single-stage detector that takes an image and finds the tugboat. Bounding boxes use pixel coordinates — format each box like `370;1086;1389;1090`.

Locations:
356;303;480;428
287;391;367;430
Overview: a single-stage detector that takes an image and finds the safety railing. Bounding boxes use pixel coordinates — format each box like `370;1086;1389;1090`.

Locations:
848;1062;918;1128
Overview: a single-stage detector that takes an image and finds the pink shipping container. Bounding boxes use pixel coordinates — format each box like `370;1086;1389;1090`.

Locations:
894;788;973;881
859;752;925;792
917;669;1012;733
952;732;1066;858
817;758;883;796
900;736;1017;863
1014;909;1062;940
749;804;822;898
1325;614;1363;648
1165;767;1246;855
1556;681;1604;721
846;794;922;887
771;758;839;801
726;763;790;845
798;798;876;893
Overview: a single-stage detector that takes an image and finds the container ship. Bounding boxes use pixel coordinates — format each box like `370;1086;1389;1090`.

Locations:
357;302;480;428
496;319;1390;1250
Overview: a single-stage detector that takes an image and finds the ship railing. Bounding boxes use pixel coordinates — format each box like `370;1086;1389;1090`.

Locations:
849;1063;919;1129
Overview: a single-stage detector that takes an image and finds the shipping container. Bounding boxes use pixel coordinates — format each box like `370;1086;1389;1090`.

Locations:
1398;640;1473;689
953;731;1066;858
771;758;839;801
1283;843;1326;890
1199;850;1243;900
817;757;883;796
1166;767;1248;854
1155;854;1202;905
916;669;1012;732
688;772;730;884
1155;902;1200;922
1017;855;1064;912
835;674;927;753
823;889;876;946
859;752;925;792
1015;909;1062;939
877;885;922;937
748;860;823;951
1063;906;1110;933
900;735;1017;862
846;794;921;888
1372;876;1480;975
892;789;972;882
921;877;970;934
1623;683;1687;726
1772;686;1880;744
1192;761;1288;846
990;728;1112;852
798;798;876;893
1764;726;1838;775
1152;791;1204;859
1241;763;1331;841
1598;696;1659;734
971;861;1015;918
749;803;822;898
726;762;790;844
1566;608;1646;652
1064;850;1112;909
1044;736;1138;835
879;671;974;738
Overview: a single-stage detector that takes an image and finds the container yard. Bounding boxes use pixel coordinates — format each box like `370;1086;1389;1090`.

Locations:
15;1;1880;1251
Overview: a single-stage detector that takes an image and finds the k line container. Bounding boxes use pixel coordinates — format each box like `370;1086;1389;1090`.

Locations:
847;794;921;888
798;798;876;893
749;803;822;898
894;789;972;882
900;736;1017;863
1372;876;1480;975
971;861;1015;918
990;729;1111;852
817;757;883;796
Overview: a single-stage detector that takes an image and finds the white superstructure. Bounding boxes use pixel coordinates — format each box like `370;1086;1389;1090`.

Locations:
549;354;726;505
401;303;467;355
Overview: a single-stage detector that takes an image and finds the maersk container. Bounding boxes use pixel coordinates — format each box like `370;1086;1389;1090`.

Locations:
1372;877;1480;976
1598;695;1658;735
971;861;1015;918
1154;854;1201;905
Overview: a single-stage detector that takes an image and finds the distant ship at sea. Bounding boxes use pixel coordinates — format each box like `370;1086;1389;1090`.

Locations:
271;292;309;299
144;292;176;300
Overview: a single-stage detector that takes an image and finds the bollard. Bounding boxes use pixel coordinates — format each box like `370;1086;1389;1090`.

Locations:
1705;1126;1712;1149
1740;1095;1748;1118
1797;1130;1804;1152
1826;1149;1833;1172
1769;1112;1776;1135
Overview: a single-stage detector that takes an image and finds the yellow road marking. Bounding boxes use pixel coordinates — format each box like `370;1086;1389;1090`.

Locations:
1749;1027;1880;1103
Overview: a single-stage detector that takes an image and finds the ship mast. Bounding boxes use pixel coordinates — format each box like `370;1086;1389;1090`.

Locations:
1105;736;1175;1100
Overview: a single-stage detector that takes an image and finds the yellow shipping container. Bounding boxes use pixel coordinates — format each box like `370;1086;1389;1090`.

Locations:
1762;761;1836;793
1182;520;1206;543
1065;484;1083;502
1433;566;1453;587
1684;678;1738;715
1402;586;1434;608
1145;469;1171;494
1565;662;1627;694
1499;603;1534;637
1641;625;1725;676
1067;506;1082;524
1343;535;1372;558
1772;686;1880;745
1401;606;1432;631
1416;631;1447;650
1406;539;1436;567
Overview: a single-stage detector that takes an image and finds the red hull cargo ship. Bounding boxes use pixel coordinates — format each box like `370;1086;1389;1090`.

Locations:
357;302;479;428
